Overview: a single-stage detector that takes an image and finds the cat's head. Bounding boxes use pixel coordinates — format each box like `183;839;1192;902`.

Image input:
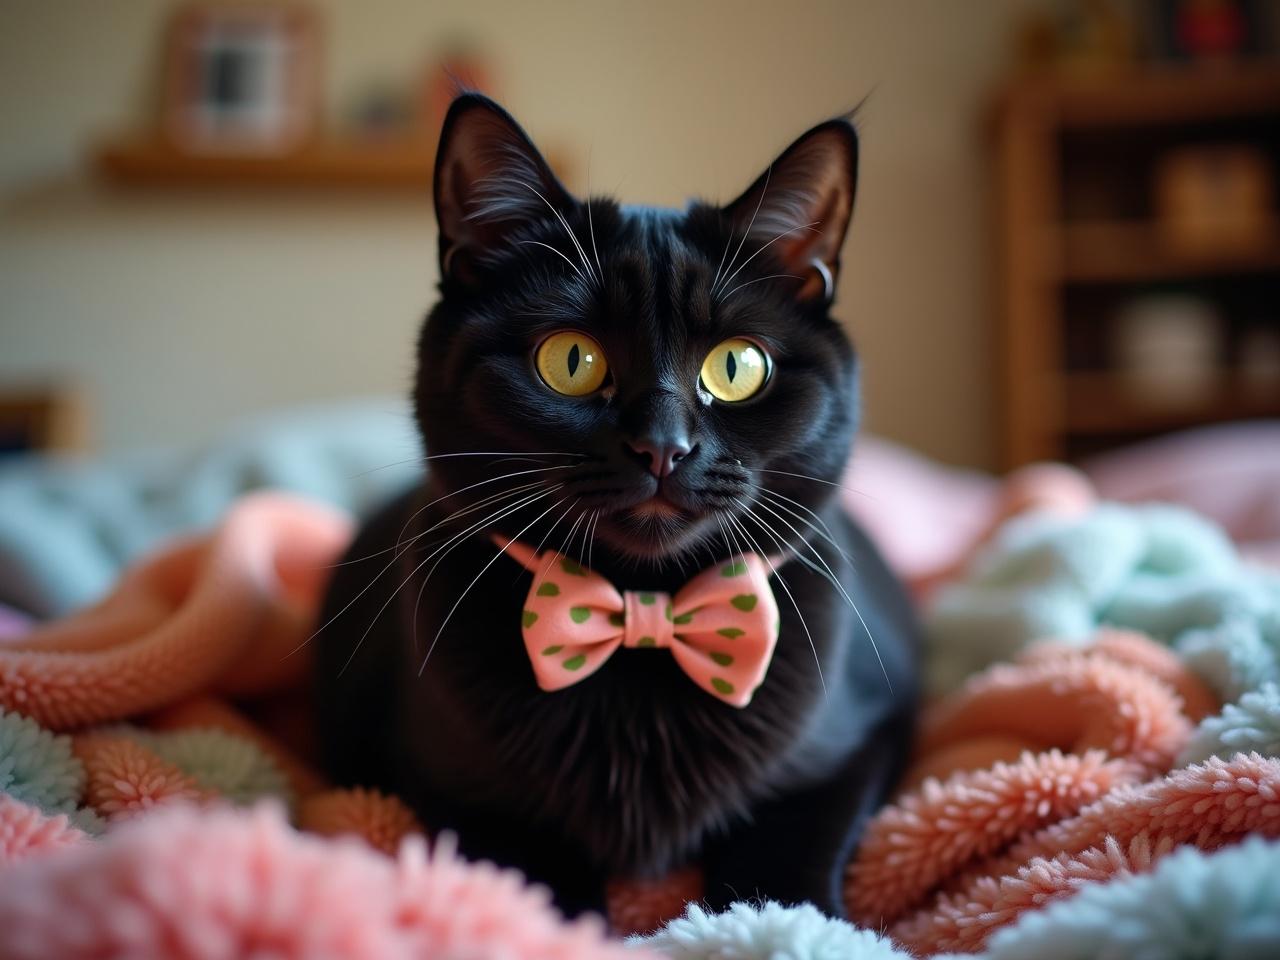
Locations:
415;94;860;572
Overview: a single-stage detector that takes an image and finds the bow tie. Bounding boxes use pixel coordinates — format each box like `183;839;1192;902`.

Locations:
497;539;781;707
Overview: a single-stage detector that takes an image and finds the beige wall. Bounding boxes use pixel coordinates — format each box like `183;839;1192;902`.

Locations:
0;0;1049;467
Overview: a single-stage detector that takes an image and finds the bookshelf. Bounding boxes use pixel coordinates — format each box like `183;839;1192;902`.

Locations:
992;65;1280;468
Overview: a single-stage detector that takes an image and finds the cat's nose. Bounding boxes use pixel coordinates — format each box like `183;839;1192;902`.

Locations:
625;437;693;478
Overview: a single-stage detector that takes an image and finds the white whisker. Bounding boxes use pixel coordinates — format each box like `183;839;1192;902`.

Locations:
715;165;771;293
719;273;803;304
728;507;826;696
419;495;569;675
517;240;590;285
716;221;820;300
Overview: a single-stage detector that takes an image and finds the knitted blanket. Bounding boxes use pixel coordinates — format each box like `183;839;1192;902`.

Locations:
1;491;1278;958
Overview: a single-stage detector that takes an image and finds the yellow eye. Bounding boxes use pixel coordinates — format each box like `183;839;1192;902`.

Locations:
535;331;609;396
700;338;770;402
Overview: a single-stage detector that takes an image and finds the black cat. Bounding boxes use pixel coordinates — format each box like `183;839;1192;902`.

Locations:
314;93;919;920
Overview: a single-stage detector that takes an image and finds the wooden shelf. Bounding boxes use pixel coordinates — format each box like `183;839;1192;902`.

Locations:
95;135;438;189
1063;371;1280;434
1060;221;1280;282
997;64;1280;129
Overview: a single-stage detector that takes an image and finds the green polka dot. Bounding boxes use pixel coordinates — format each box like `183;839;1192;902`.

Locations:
541;645;563;656
639;593;656;605
562;654;587;671
672;611;694;625
730;594;758;612
608;612;626;627
711;678;735;695
560;558;587;576
776;619;782;636
569;606;591;624
717;627;745;639
536;582;560;597
665;603;673;622
522;610;538;628
636;636;656;647
710;651;734;666
721;560;748;577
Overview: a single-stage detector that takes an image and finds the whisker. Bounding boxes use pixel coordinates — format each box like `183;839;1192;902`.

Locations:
585;189;604;283
586;509;601;572
728;507;826;696
419;451;584;462
750;497;890;691
718;273;803;304
419;495;570;675
535;506;587;584
344;484;563;674
716;221;820;299
756;489;853;566
330;477;554;570
517;240;590;285
390;463;580;560
754;467;875;500
516;180;598;286
714;165;771;293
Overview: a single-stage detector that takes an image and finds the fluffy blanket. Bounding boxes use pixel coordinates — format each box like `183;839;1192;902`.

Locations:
2;490;1279;958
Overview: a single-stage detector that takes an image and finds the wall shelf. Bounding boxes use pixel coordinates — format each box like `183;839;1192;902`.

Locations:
95;135;439;190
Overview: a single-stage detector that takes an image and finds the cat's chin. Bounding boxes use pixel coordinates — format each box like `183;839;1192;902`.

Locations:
592;503;716;562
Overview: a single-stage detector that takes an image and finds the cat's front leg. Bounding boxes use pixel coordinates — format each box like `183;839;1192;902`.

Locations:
699;714;913;918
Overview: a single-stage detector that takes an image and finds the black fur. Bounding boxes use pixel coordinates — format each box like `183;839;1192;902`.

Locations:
314;94;920;919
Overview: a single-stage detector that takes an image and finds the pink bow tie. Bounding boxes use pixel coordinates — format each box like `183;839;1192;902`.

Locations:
498;539;781;707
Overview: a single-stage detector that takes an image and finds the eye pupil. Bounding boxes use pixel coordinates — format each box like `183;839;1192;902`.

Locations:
725;350;737;383
567;343;580;377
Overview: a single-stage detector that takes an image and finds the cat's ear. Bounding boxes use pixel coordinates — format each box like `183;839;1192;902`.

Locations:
433;94;574;282
721;118;858;302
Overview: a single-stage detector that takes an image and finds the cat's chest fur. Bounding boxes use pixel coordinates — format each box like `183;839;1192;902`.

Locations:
320;490;892;878
396;531;825;871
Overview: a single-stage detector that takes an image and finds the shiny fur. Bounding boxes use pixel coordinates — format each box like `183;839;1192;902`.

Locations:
314;94;919;918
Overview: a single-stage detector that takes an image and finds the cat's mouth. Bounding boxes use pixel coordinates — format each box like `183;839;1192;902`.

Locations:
629;493;686;519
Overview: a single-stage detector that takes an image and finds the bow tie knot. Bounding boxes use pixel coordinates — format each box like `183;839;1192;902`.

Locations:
497;539;781;707
622;590;675;650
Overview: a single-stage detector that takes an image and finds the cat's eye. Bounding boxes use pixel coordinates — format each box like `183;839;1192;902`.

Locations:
535;331;609;397
700;338;770;402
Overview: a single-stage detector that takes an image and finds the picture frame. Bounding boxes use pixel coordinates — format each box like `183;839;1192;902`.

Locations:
162;2;321;154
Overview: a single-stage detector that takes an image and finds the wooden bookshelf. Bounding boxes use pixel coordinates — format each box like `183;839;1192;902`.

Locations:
1059;220;1280;282
992;65;1280;468
1062;371;1280;433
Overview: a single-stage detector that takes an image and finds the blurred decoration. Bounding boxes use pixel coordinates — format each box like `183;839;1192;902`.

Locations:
1014;0;1278;75
1015;0;1138;74
343;82;415;140
1154;145;1275;253
0;387;86;459
161;2;321;155
1151;0;1264;62
1112;295;1223;408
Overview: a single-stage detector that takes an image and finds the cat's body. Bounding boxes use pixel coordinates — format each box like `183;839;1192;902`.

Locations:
315;94;920;918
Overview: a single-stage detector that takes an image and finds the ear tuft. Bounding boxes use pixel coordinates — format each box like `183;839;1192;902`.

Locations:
433;95;573;281
720;120;858;301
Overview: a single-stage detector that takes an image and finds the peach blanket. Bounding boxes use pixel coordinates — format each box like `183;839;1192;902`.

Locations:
1;491;1277;957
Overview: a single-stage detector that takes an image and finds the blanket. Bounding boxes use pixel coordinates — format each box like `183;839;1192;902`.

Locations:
1;491;1279;958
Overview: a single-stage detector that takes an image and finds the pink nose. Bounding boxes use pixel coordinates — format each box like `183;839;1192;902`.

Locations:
625;438;692;478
